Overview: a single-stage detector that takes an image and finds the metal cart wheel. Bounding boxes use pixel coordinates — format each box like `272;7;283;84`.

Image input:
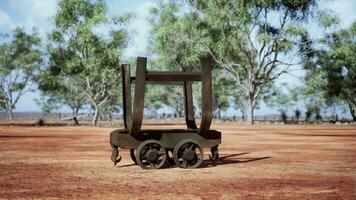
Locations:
130;149;138;165
135;140;167;169
173;139;204;169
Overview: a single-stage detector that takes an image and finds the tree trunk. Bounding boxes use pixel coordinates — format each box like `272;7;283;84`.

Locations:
71;108;80;125
7;107;13;120
247;100;254;125
347;101;356;121
92;105;99;126
74;108;79;117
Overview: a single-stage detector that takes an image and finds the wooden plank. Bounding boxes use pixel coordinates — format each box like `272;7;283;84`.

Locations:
122;64;132;129
184;81;197;129
199;58;213;133
130;57;147;136
146;71;201;82
130;79;184;85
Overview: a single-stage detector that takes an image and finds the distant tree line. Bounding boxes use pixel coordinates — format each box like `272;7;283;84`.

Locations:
0;0;355;125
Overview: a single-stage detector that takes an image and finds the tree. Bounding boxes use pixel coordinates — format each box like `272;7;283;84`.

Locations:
295;109;301;124
145;85;168;116
191;0;317;124
265;83;292;110
308;18;356;121
37;53;87;119
49;0;130;126
296;72;327;123
212;69;235;119
149;3;208;118
0;28;42;120
0;93;5;110
34;96;61;117
151;0;317;124
150;3;203;72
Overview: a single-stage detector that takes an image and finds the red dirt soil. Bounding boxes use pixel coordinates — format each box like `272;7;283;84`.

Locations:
0;122;355;199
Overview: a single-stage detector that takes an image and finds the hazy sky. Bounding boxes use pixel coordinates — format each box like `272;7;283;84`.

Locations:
0;0;356;115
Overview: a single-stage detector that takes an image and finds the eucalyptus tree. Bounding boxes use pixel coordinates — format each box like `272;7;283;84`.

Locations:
151;0;317;124
150;2;233;118
37;36;88;119
321;23;356;121
212;69;235;119
0;28;42;120
305;12;356;121
0;93;5;110
185;0;317;124
48;0;130;126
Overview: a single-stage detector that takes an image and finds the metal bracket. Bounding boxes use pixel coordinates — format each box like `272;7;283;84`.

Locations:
111;145;122;166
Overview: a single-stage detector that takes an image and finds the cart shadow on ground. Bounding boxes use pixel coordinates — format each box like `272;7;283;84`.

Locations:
114;152;271;169
200;153;271;168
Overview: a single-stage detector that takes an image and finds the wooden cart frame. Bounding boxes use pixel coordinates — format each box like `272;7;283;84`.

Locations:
110;57;221;169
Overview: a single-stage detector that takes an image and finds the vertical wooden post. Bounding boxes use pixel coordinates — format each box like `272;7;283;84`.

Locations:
130;57;147;135
122;64;132;129
184;80;197;129
199;58;213;133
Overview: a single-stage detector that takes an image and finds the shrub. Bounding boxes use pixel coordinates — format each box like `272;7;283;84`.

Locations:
295;109;301;124
35;118;45;126
280;110;288;124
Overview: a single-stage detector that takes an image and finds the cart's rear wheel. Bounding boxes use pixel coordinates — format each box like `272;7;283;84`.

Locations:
130;149;138;165
135;140;167;169
173;139;204;169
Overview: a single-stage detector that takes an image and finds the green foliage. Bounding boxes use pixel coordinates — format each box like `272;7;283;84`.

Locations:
212;70;235;118
150;2;204;71
317;10;340;29
34;96;61;116
280;110;288;124
264;84;293;110
150;0;317;123
306;18;356;120
42;0;130;125
295;109;301;123
0;27;42;119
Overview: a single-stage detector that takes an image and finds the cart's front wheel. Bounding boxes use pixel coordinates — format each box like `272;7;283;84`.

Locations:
135;140;167;169
173;139;204;169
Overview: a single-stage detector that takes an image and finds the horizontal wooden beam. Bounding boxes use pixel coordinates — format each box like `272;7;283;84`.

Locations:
130;71;202;83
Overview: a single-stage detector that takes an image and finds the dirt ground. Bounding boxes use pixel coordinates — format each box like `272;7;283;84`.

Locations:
0;122;355;199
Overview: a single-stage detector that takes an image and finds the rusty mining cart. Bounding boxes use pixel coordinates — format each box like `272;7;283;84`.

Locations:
110;57;221;169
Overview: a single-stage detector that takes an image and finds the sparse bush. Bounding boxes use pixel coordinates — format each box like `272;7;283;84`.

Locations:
315;108;322;121
305;109;312;122
295;109;301;124
280;110;288;124
35;118;45;126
